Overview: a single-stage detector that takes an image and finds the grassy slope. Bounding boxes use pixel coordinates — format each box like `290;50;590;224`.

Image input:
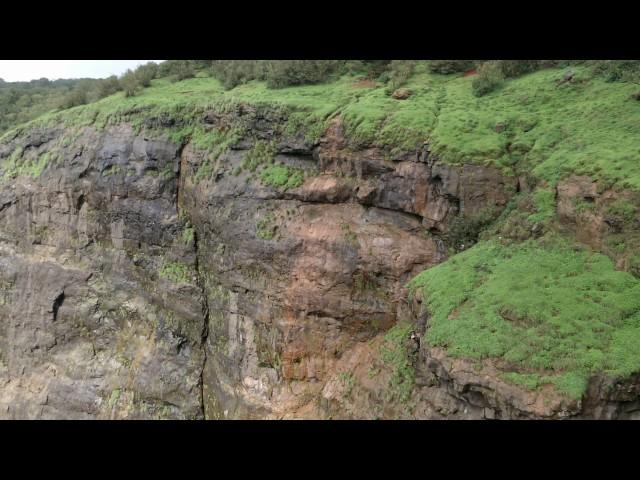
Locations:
409;237;640;399
3;65;639;188
433;67;640;190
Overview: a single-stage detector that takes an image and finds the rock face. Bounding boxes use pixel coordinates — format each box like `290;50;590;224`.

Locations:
0;111;634;419
0;125;204;419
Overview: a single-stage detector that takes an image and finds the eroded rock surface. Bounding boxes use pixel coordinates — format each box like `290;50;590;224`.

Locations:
2;110;630;419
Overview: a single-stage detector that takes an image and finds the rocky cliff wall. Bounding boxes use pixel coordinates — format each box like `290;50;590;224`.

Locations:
1;106;633;419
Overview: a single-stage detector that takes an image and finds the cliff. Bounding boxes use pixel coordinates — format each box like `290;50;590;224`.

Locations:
1;65;640;419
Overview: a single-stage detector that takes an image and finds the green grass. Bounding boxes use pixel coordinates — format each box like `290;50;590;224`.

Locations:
527;188;556;224
182;226;194;245
606;199;637;222
338;371;356;399
380;321;416;404
3;65;640;191
242;140;276;172
159;260;192;284
501;372;544;390
109;388;121;408
431;67;640;189
102;164;121;177
256;213;277;241
259;164;304;191
2;148;57;179
408;237;640;399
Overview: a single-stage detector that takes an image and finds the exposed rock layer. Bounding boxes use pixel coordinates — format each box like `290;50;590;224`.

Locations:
0;111;636;419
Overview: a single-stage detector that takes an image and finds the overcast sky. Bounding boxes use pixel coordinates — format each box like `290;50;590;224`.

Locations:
0;61;165;82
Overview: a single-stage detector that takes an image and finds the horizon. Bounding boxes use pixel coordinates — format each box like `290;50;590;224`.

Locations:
0;60;165;83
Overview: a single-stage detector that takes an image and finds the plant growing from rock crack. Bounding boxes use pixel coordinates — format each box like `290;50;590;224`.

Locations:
380;321;416;405
159;260;192;284
341;223;359;248
256;213;277;240
339;371;356;400
259;164;304;191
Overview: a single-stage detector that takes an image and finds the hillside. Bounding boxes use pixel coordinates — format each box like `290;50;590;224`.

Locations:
0;61;639;419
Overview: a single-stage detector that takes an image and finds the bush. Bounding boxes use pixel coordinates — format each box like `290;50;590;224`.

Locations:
428;60;474;74
359;60;392;79
211;60;345;89
386;60;416;91
263;60;342;88
472;61;505;97
119;69;140;97
629;255;640;279
96;75;122;99
499;60;542;78
591;60;640;83
117;62;160;97
211;60;266;89
134;62;158;87
58;83;89;109
172;60;196;82
444;208;498;252
158;60;197;82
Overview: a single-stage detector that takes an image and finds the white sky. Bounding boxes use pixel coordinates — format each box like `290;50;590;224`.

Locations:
0;61;165;82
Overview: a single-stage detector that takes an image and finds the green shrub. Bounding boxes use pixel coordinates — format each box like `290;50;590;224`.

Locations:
472;61;505;97
499;60;543;78
159;260;192;284
345;60;390;79
386;60;416;91
134;62;159;87
242;140;276;172
380;321;416;404
158;60;198;81
445;208;499;252
211;60;266;89
628;255;640;279
263;60;343;89
182;226;195;245
96;75;122;99
428;60;474;74
174;61;196;81
606;199;637;223
209;60;343;89
58;83;89;109
591;60;640;83
119;69;140;97
256;213;277;240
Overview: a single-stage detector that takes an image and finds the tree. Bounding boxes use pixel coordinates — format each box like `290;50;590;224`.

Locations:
386;60;416;91
158;60;197;82
96;75;122;99
134;62;158;87
58;83;89;109
428;60;475;74
172;60;196;82
120;69;140;97
263;60;341;88
471;61;505;97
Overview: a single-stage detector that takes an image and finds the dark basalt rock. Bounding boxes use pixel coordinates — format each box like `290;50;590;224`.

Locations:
1;110;630;420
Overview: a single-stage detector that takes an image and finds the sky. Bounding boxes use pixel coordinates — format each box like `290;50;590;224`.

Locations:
0;61;165;82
